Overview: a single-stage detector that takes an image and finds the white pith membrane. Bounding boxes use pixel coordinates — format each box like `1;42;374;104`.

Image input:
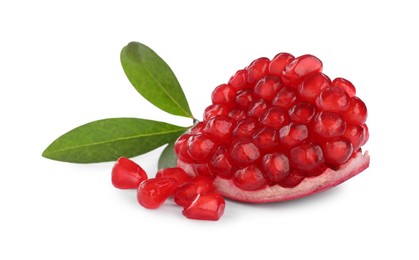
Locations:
177;150;369;203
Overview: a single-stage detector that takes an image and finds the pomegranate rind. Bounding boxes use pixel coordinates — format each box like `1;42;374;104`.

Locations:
178;150;369;203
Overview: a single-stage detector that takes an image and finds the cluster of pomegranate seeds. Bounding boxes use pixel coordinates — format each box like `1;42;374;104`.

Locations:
112;157;225;221
175;53;368;193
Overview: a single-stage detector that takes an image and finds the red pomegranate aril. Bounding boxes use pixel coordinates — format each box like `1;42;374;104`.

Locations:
290;142;326;176
259;107;288;128
248;99;269;118
203;116;235;140
233;165;267;191
342;97;368;125
254;76;281;101
298;72;331;102
228;69;248;91
211;84;236;106
193;163;214;178
175;134;195;163
272;86;298;109
155;167;191;186
209;146;233;178
174;176;215;207
288;102;316;124
262;153;290;183
269;52;295;77
344;124;366;151
361;124;369;146
247;57;270;84
111;157;148;189
322;138;354;167
252;127;279;152
279;123;309;148
235;89;254;109
332;77;356;97
190;121;206;135
228;109;247;121
282;54;323;87
182;192;225;221
278;170;305;188
312;111;346;139
137;178;178;209
187;134;216;162
233;117;258;137
229;138;261;166
316;86;350;112
203;104;230;121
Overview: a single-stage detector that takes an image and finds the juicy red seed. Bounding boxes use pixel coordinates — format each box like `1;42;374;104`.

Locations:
111;157;148;189
190;122;206;135
175;134;195;163
193;163;214;178
155;167;191;186
182;192;225;221
361;124;369;146
209;146;233;178
322;138;353;167
187;134;216;162
282;54;323;87
254;76;282;100
228;109;247;121
268;52;295;77
298;72;331;102
344;124;366;151
174;176;215;207
203;116;235;140
211;84;236;106
233;165;267;191
252;127;279;152
137;178;177;209
228;69;248;90
316;86;350;112
290;142;326;176
229;139;261;166
272;86;298;109
235;89;254;109
342;97;368;124
203;104;230;121
278;170;305;188
312;111;346;138
279;123;308;148
248;99;269;118
233;117;258;137
247;57;270;84
259;107;288;128
332;77;356;97
262;153;290;183
288;102;316;124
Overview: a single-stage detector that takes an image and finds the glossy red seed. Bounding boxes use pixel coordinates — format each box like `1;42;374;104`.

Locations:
174;176;215;207
211;84;236;106
247;99;269;118
203;104;230;121
279;123;308;148
228;109;247;121
156;167;191;186
290;142;325;176
232;117;258;137
278;170;305;188
361;124;369;146
316;86;350;112
262;153;290;183
111;157;148;189
312;111;346;138
208;146;233;178
229;139;261;166
203;116;235;140
342;97;368;124
282;54;323;87
269;52;295;77
182;192;225;221
228;69;248;90
254;76;281;100
174;134;195;163
235;89;254;110
247;57;270;84
298;72;331;102
187;134;216;162
193;163;214;178
233;165;267;191
288;102;316;124
252;127;279;152
272;86;298;109
322;138;353;167
332;77;356;97
190;122;206;135
137;178;177;209
259;107;288;128
344;125;366;151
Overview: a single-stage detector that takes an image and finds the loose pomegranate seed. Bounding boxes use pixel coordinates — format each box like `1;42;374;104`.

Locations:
311;111;346;139
111;157;148;189
262;153;290;183
342;97;368;124
322;138;353;167
254;76;282;101
228;69;248;90
316;86;350;112
174;176;215;207
290;142;325;176
229;139;261;166
288;102;316;124
279;123;308;148
155;167;191;186
137;178;177;209
247;57;270;84
272;86;298;109
182;192;225;221
187;134;216;162
203;116;235;141
233;165;267;191
282;54;323;87
298;72;331;102
268;52;295;77
259;107;288;128
332;77;356;97
211;84;236;106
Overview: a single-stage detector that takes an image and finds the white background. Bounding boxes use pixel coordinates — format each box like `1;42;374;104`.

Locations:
1;1;418;259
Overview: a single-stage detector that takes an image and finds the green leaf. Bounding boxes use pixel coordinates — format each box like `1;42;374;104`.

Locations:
42;118;189;163
121;42;193;119
158;142;178;170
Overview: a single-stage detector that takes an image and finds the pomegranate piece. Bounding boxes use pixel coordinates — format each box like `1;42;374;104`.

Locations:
182;192;225;221
111;157;148;189
174;176;215;207
137;178;178;209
